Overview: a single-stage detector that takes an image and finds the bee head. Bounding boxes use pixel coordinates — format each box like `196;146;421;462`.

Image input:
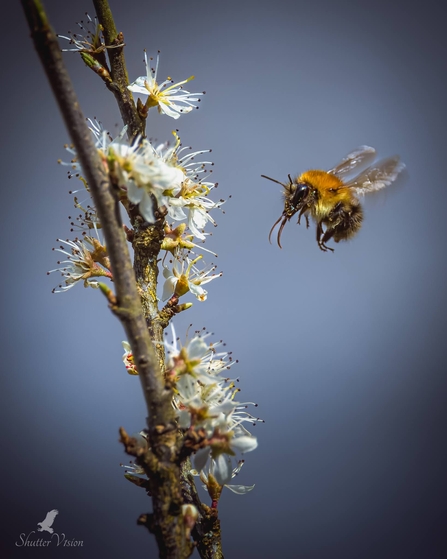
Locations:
262;173;310;248
289;182;309;213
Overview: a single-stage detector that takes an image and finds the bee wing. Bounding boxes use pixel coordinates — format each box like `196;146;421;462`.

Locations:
344;156;405;194
328;146;377;178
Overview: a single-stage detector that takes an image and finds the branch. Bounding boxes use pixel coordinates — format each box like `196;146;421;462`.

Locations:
21;2;191;556
92;0;143;141
94;0;165;367
180;462;223;559
21;0;171;434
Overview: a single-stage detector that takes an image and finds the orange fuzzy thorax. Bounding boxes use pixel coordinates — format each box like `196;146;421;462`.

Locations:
298;169;351;220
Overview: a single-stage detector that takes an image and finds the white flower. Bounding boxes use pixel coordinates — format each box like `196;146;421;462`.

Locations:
193;432;258;482
161;223;217;257
194;460;255;500
128;51;204;119
61;120;185;223
69;198;102;237
153;132;222;240
60;120;184;224
165;324;259;442
88;118;127;153
164;324;221;384
109;136;184;223
162;254;221;302
164;325;260;501
211;454;233;486
58;118;126;178
168;192;220;241
57;14;105;53
61;124;222;234
48;237;111;293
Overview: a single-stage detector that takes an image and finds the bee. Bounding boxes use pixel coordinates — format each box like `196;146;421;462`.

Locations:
262;146;405;252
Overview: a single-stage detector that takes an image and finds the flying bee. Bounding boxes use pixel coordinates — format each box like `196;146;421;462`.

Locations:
262;146;405;252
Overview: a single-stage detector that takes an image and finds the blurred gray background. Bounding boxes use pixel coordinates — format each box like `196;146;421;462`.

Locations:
2;0;446;557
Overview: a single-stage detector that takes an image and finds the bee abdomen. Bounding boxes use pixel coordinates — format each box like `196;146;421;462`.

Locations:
332;203;363;242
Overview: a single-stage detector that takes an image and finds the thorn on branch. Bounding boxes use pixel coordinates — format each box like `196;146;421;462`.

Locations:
137;513;156;533
153;421;178;437
157;296;193;328
123;224;134;242
179;428;207;461
112;31;125;49
137;97;149;120
119;427;149;456
154;204;168;220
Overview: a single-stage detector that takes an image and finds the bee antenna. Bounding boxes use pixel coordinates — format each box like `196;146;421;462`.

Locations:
261;174;288;188
288;174;293;185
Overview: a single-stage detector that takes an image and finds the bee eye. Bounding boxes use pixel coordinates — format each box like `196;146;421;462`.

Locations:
292;183;309;206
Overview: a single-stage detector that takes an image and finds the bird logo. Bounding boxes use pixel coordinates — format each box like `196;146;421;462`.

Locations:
37;509;59;534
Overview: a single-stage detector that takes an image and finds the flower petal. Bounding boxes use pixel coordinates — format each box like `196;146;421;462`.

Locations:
231;436;258;453
194;447;211;473
213;454;233;486
225;483;255;495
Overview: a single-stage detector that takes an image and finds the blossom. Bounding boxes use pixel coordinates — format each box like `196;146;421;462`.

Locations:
61;124;222;232
167;183;221;241
193;460;255;501
162;254;221;301
128;51;204;119
152;132;223;240
165;325;238;396
160;326;261;503
58;118;125;179
60;120;184;224
89;118;126;152
193;432;258;485
108;135;184;223
57;13;105;53
181;504;198;539
164;326;260;483
48;237;111;293
165;325;238;415
69;198;102;236
161;223;217;257
164;325;223;385
107;130;221;228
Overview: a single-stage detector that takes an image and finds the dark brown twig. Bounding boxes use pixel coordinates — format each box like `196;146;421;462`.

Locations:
21;2;192;557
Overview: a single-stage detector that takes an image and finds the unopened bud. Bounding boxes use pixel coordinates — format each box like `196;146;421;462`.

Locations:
122;341;138;375
98;282;117;305
181;504;198;539
80;52;112;83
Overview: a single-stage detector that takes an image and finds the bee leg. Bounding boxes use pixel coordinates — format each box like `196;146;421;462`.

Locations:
297;207;309;228
316;222;329;252
320;227;335;252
